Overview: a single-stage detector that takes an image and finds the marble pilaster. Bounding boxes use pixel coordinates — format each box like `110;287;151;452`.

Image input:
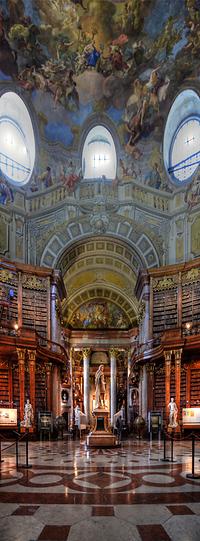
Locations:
83;348;91;423
110;348;117;425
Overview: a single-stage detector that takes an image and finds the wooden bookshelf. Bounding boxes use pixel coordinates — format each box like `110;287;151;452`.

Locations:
22;288;48;337
153;288;178;335
0;369;9;402
182;283;200;325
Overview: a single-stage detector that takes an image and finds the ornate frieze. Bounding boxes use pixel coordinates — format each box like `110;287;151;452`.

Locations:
153;276;178;291
0;269;17;284
22;274;47;291
182;268;200;284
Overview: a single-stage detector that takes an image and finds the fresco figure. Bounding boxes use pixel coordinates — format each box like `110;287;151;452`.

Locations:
84;43;100;68
185;170;200;209
39;166;53;188
0;176;14;205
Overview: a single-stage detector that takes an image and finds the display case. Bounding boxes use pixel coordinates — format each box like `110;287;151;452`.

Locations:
0;408;17;428
148;411;162;434
38;411;53;438
182;408;200;428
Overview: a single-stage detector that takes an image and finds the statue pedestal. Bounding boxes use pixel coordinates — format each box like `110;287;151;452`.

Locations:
87;407;118;447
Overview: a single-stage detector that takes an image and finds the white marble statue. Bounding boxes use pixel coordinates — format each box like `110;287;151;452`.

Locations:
95;364;106;408
168;397;178;427
21;399;34;428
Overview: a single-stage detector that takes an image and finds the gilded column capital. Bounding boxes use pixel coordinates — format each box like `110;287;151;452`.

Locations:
146;362;155;374
164;350;172;363
109;348;118;359
82;348;91;361
27;350;36;363
46;362;52;373
173;349;182;364
16;348;26;363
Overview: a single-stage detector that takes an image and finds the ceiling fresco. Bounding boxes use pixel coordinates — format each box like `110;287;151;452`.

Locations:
0;0;199;217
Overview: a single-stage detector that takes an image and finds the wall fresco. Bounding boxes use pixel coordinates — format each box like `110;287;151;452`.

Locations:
67;299;130;329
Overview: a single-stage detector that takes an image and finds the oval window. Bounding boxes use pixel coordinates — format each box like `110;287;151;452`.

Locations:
0;91;35;186
164;89;200;185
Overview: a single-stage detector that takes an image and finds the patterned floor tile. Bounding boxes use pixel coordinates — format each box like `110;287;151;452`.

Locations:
37;525;70;540
92;506;114;516
167;504;195;515
12;505;40;516
137;524;171;541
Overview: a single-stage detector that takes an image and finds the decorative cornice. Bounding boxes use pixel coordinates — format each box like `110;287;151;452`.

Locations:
153;276;178;291
22;274;47;291
182;268;200;284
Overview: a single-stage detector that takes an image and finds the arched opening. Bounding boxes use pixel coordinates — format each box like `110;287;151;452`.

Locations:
0;91;35;186
82;125;117;180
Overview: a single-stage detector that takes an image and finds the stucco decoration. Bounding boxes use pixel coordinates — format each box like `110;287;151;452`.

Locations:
191;215;200;257
0;218;9;255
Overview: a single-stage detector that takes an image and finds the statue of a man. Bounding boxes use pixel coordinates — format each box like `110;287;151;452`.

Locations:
95;364;106;408
168;397;178;427
21;399;34;428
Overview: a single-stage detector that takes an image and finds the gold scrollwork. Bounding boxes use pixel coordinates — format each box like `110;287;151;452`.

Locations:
0;269;17;284
22;274;47;291
137;300;145;323
182;268;200;284
153;276;178;291
82;348;91;360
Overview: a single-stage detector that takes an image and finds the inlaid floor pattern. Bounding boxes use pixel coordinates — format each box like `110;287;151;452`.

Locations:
1;438;200;540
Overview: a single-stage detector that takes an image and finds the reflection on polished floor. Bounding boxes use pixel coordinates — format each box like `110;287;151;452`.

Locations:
1;438;200;541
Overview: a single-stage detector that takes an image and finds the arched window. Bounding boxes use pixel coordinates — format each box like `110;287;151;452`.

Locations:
164;89;200;185
82;125;117;180
0;91;35;186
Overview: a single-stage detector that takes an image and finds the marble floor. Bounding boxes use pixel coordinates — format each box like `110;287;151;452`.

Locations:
1;436;200;541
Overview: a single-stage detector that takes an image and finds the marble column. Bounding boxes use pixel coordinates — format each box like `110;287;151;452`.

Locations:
50;284;60;346
127;350;132;425
141;364;148;421
27;350;36;424
110;348;117;425
83;348;90;423
46;363;52;411
52;365;59;417
174;349;182;428
164;350;172;425
69;348;74;429
147;363;155;413
16;348;26;424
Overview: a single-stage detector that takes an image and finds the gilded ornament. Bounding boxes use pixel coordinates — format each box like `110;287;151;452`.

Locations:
137;300;145;323
22;274;47;291
0;269;16;284
153;276;177;290
182;268;200;284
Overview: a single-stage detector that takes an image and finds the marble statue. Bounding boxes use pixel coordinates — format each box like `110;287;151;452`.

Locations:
168;397;178;428
95;364;106;408
21;399;34;428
